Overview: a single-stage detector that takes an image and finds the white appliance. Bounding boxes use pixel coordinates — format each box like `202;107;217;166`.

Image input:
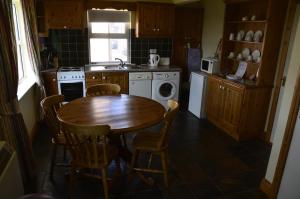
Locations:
0;142;24;199
188;72;207;119
57;67;86;102
201;57;220;74
129;72;152;99
149;54;160;67
152;72;180;109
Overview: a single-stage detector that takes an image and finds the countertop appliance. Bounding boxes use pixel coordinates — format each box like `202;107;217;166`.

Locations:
152;72;180;109
188;72;207;118
201;57;220;74
129;72;152;99
57;67;86;102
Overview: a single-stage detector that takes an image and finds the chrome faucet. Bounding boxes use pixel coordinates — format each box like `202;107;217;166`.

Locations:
115;58;125;69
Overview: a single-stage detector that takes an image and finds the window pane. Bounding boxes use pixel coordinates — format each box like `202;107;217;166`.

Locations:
90;38;109;62
91;23;108;33
17;46;25;80
109;23;126;33
111;39;128;61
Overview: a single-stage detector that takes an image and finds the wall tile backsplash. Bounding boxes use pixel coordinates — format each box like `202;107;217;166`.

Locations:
48;29;172;67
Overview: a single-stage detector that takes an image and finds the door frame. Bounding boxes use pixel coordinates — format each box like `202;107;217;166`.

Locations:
265;0;300;142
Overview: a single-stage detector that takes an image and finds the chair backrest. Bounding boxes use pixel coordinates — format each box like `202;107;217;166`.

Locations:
60;121;111;168
158;100;179;149
86;83;121;96
40;95;64;142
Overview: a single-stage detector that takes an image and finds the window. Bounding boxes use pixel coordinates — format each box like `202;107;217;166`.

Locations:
11;0;35;99
88;10;131;63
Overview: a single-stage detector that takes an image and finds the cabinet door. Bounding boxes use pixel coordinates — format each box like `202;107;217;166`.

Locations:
136;4;157;37
44;0;83;29
206;77;223;122
220;83;244;136
101;72;129;94
85;72;102;88
156;5;174;37
42;72;58;96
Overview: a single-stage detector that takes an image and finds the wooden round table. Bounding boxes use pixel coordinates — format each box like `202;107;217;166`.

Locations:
57;94;166;133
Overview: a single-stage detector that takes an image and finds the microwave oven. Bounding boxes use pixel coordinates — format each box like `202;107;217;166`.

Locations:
200;58;220;74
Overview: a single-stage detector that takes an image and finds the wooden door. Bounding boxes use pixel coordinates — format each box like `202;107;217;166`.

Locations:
156;5;175;37
136;3;157;37
42;71;58;96
220;82;244;136
101;72;129;94
85;72;102;88
206;77;223;123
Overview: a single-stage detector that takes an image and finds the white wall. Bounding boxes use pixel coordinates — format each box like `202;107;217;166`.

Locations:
19;84;39;140
201;0;225;58
265;5;300;182
278;108;300;199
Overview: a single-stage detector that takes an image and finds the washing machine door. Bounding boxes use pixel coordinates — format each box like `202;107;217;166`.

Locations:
156;81;176;100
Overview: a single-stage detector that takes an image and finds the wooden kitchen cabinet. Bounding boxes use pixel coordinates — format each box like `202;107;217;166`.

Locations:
44;0;84;29
135;2;174;37
206;75;271;141
42;70;58;96
85;72;129;94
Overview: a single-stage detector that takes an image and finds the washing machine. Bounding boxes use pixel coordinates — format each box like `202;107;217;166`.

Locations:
152;72;180;109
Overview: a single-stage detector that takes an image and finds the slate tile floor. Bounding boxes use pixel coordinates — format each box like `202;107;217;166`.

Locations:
32;96;270;199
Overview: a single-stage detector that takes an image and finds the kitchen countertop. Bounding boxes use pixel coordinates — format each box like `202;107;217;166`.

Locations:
41;65;182;73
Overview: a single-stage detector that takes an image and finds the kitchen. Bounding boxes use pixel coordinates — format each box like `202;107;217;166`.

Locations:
1;0;300;199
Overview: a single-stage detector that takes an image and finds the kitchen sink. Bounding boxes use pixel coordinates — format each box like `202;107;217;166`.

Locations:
89;63;140;71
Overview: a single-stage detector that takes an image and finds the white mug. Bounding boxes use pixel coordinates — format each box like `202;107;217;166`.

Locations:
236;33;242;41
251;15;256;21
228;52;235;59
229;33;235;41
236;53;242;60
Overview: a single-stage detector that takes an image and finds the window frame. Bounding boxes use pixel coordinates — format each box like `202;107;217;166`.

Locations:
12;0;36;99
87;10;131;64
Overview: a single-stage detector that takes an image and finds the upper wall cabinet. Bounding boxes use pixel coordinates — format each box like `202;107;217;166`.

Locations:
135;3;175;38
44;0;84;29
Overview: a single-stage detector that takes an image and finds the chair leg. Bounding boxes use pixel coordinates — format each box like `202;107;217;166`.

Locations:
101;168;109;199
130;149;139;170
50;144;57;181
161;151;169;188
68;165;76;199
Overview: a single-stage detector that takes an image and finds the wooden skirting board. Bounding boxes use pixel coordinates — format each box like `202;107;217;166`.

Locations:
260;178;272;197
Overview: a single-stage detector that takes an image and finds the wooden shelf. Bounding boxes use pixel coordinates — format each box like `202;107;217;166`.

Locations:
226;20;267;24
226;40;263;45
226;58;261;66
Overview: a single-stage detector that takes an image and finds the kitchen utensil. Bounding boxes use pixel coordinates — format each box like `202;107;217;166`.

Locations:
253;30;263;42
245;30;254;42
242;48;250;59
159;57;170;66
251;50;261;62
149;54;160;67
228;52;235;59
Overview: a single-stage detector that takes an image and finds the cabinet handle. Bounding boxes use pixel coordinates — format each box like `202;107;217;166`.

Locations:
52;78;56;82
92;76;95;80
102;76;106;80
219;85;222;89
153;28;156;31
157;28;160;31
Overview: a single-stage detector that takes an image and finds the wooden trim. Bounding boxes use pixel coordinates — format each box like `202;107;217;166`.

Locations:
85;1;136;11
265;0;298;142
270;67;300;198
260;178;272;197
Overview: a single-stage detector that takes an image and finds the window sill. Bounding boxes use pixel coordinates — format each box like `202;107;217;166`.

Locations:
17;76;36;100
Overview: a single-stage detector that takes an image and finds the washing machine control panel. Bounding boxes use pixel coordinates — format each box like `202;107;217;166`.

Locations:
153;72;179;80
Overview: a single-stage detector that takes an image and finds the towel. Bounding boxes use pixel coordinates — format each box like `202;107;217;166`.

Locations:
187;48;201;73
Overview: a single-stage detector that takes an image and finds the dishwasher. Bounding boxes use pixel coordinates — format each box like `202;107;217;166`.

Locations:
129;72;152;99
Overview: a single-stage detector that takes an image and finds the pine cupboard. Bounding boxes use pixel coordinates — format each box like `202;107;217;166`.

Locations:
135;2;175;37
205;0;288;141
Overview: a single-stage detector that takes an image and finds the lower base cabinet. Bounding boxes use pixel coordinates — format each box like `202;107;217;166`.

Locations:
206;75;272;141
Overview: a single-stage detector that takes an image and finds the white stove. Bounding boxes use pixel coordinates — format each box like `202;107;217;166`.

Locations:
57;67;86;102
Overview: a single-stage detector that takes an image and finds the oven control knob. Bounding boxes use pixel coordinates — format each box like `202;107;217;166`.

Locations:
72;76;74;78
165;74;169;78
64;76;66;79
75;76;77;78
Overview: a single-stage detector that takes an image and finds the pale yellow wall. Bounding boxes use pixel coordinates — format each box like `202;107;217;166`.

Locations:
19;85;39;140
201;0;225;58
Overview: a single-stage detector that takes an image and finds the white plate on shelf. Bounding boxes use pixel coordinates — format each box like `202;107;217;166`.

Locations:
252;50;261;61
253;30;263;42
245;30;254;42
242;48;250;59
236;30;245;40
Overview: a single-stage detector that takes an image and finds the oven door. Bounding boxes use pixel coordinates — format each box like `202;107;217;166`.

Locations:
57;80;86;102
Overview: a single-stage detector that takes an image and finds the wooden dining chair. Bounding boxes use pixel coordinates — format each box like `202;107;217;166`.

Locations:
60;122;118;199
130;100;179;188
86;83;121;96
40;95;67;181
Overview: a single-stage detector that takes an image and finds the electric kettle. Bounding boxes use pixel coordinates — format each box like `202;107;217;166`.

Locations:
149;54;160;67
